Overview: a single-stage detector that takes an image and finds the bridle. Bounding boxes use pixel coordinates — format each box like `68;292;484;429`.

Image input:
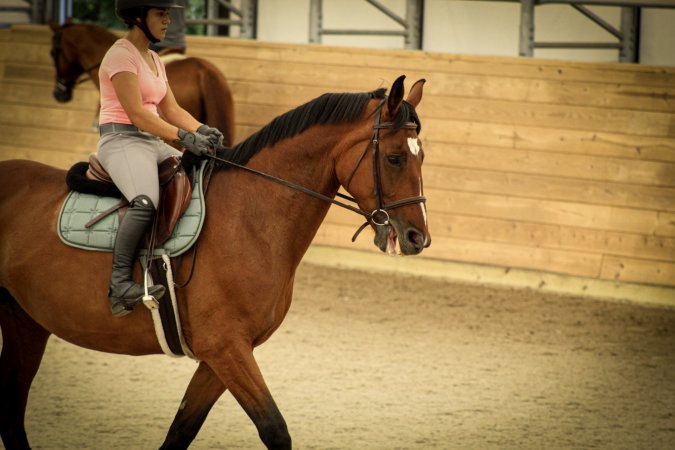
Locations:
51;26;101;96
207;99;426;241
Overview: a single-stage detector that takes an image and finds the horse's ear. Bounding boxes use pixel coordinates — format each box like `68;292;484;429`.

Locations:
406;79;425;108
48;20;60;32
387;75;406;117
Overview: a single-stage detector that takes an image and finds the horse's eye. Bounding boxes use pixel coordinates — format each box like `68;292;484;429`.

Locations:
386;154;404;167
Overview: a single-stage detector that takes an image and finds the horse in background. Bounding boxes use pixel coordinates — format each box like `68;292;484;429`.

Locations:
48;20;236;146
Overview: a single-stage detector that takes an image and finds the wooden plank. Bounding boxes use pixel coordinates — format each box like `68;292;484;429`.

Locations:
425;143;675;187
656;212;675;237
0;145;89;169
3;62;54;83
422;119;675;163
227;79;675;135
2;125;98;154
232;100;675;159
421;188;670;236
224;61;675;114
0;103;100;131
322;206;675;262
0;80;99;109
418;94;674;137
601;256;675;287
209;62;674;136
433;214;675;263
429;213;675;262
313;223;375;253
208;56;675;139
4;41;51;65
9;36;672;135
9;24;675;86
8;24;51;44
424;166;675;212
323;204;675;261
407;73;675;113
186;34;675;86
14;27;675;113
230;95;675;163
314;222;603;278
422;235;601;278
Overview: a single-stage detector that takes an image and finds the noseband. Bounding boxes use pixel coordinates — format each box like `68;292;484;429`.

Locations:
207;99;426;241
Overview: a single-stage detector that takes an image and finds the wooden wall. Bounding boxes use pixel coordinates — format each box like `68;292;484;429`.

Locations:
1;24;674;288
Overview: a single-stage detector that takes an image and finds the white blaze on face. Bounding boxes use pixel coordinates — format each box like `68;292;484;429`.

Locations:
419;177;428;227
407;137;421;157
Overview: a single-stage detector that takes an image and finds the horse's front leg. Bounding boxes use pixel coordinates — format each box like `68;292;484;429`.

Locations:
160;361;226;450
210;343;291;450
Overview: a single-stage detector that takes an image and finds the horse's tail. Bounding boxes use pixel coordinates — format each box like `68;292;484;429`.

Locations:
195;58;236;147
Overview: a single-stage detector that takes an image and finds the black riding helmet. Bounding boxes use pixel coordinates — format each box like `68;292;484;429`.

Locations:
115;0;184;43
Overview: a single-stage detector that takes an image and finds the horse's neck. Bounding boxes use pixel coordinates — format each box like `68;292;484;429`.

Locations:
76;26;116;81
207;128;347;264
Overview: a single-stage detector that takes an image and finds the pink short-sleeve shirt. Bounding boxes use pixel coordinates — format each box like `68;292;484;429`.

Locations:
98;39;168;125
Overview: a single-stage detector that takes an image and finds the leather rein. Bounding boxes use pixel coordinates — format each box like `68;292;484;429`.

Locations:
206;100;426;242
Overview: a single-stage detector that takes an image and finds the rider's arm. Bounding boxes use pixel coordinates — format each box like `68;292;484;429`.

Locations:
157;84;202;132
111;71;195;141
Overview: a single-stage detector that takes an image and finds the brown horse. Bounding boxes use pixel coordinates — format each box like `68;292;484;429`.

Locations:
48;20;236;146
0;75;429;449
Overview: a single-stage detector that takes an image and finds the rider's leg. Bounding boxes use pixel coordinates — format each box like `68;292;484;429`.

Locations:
97;132;168;317
108;195;165;317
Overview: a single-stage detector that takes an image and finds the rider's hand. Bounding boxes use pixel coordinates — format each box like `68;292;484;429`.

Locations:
175;128;211;156
197;124;224;149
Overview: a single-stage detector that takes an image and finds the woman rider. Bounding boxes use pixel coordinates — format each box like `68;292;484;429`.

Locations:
99;0;223;317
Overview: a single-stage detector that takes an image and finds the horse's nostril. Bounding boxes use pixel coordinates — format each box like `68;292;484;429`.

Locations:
407;229;424;249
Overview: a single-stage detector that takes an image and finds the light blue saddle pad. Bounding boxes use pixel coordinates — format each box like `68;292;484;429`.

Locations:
57;161;207;257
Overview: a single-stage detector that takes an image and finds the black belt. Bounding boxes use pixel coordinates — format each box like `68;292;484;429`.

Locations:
99;123;140;136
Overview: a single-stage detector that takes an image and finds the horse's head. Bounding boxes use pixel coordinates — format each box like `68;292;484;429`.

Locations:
48;19;87;103
337;75;431;256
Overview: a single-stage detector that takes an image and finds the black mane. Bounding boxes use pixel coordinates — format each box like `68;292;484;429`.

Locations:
216;87;420;168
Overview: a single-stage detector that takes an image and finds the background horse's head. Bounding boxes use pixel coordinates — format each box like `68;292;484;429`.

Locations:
48;19;79;102
338;75;430;256
48;20;104;103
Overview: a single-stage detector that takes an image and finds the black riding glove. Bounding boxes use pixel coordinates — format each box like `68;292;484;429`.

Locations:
197;124;224;149
175;128;211;156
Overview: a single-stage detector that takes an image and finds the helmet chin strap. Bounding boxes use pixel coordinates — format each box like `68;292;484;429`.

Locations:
135;17;160;43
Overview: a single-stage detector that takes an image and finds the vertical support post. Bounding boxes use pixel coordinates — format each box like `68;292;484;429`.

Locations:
240;0;257;39
405;0;423;49
56;0;72;23
207;0;218;36
309;0;322;44
519;0;535;57
32;0;43;23
620;6;638;63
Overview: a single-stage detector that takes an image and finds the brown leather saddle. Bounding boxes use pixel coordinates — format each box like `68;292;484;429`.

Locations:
86;154;192;246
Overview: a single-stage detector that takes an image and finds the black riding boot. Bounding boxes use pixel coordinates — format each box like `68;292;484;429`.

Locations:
108;195;165;317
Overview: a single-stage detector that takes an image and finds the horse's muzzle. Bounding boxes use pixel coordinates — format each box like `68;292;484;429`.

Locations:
374;220;429;256
53;79;73;103
53;89;72;103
